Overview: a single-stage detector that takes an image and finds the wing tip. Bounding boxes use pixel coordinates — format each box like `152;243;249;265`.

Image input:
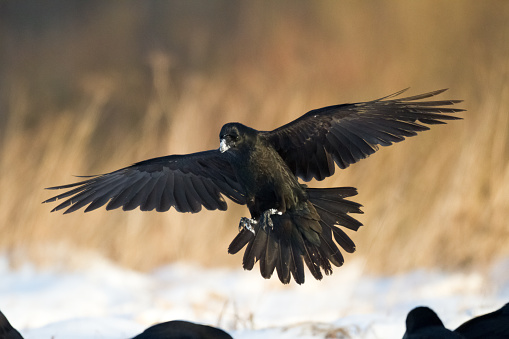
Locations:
375;87;411;101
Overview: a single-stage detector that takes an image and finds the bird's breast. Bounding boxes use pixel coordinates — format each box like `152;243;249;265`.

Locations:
232;145;304;213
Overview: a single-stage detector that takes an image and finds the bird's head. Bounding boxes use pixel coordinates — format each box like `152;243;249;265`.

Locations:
219;122;257;153
405;306;445;333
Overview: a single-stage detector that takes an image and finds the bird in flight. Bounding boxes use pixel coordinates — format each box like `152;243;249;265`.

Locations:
44;89;463;284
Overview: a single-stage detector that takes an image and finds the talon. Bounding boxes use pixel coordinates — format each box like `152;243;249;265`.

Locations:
260;208;282;231
239;217;257;234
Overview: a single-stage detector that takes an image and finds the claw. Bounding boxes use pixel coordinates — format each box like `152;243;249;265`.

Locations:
239;209;282;235
260;208;282;231
239;217;257;234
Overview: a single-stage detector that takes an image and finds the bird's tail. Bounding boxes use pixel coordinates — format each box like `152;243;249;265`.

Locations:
228;187;363;284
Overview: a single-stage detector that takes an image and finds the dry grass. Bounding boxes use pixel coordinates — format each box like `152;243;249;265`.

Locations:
1;1;508;274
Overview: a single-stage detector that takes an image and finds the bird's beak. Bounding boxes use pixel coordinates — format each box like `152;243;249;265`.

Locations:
219;139;230;153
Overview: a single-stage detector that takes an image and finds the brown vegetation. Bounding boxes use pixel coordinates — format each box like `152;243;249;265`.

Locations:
0;1;508;274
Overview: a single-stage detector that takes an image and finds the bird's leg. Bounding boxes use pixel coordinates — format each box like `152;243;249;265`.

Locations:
239;217;257;235
259;208;283;231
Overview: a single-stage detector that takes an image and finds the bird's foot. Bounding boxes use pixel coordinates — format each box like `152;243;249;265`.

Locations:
239;217;257;235
260;208;282;231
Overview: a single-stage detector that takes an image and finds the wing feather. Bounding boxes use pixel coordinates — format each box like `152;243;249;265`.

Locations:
140;174;166;212
84;180;128;212
262;89;463;181
43;150;246;213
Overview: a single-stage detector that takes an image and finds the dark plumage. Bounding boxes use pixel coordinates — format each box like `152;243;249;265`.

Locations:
131;320;232;339
0;311;23;339
44;89;463;284
454;303;509;339
403;307;465;339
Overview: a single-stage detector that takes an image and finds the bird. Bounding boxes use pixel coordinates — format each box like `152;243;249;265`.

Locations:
0;310;23;339
454;303;509;339
403;306;465;339
44;88;463;284
131;320;232;339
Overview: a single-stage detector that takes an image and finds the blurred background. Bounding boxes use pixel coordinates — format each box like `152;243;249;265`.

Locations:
1;0;508;275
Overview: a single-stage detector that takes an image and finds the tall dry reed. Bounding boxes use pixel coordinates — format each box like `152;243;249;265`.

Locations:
1;1;508;273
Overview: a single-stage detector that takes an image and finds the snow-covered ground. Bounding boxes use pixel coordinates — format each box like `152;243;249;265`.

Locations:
1;253;508;339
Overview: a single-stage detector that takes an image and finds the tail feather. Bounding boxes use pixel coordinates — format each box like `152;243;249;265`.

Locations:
276;232;292;284
260;230;278;279
307;187;359;200
326;221;356;253
228;228;254;255
316;205;363;231
313;198;362;215
289;226;306;283
298;233;323;281
228;186;363;284
242;227;267;270
317;225;344;267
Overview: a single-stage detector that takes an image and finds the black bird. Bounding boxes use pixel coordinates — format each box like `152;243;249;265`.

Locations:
403;307;465;339
44;89;463;284
131;320;232;339
454;303;509;339
0;310;23;339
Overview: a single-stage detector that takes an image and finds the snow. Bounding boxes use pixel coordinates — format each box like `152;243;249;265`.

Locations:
1;254;508;339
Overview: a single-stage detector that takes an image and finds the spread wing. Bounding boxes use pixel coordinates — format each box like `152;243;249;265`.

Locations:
43;150;246;214
262;89;464;181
